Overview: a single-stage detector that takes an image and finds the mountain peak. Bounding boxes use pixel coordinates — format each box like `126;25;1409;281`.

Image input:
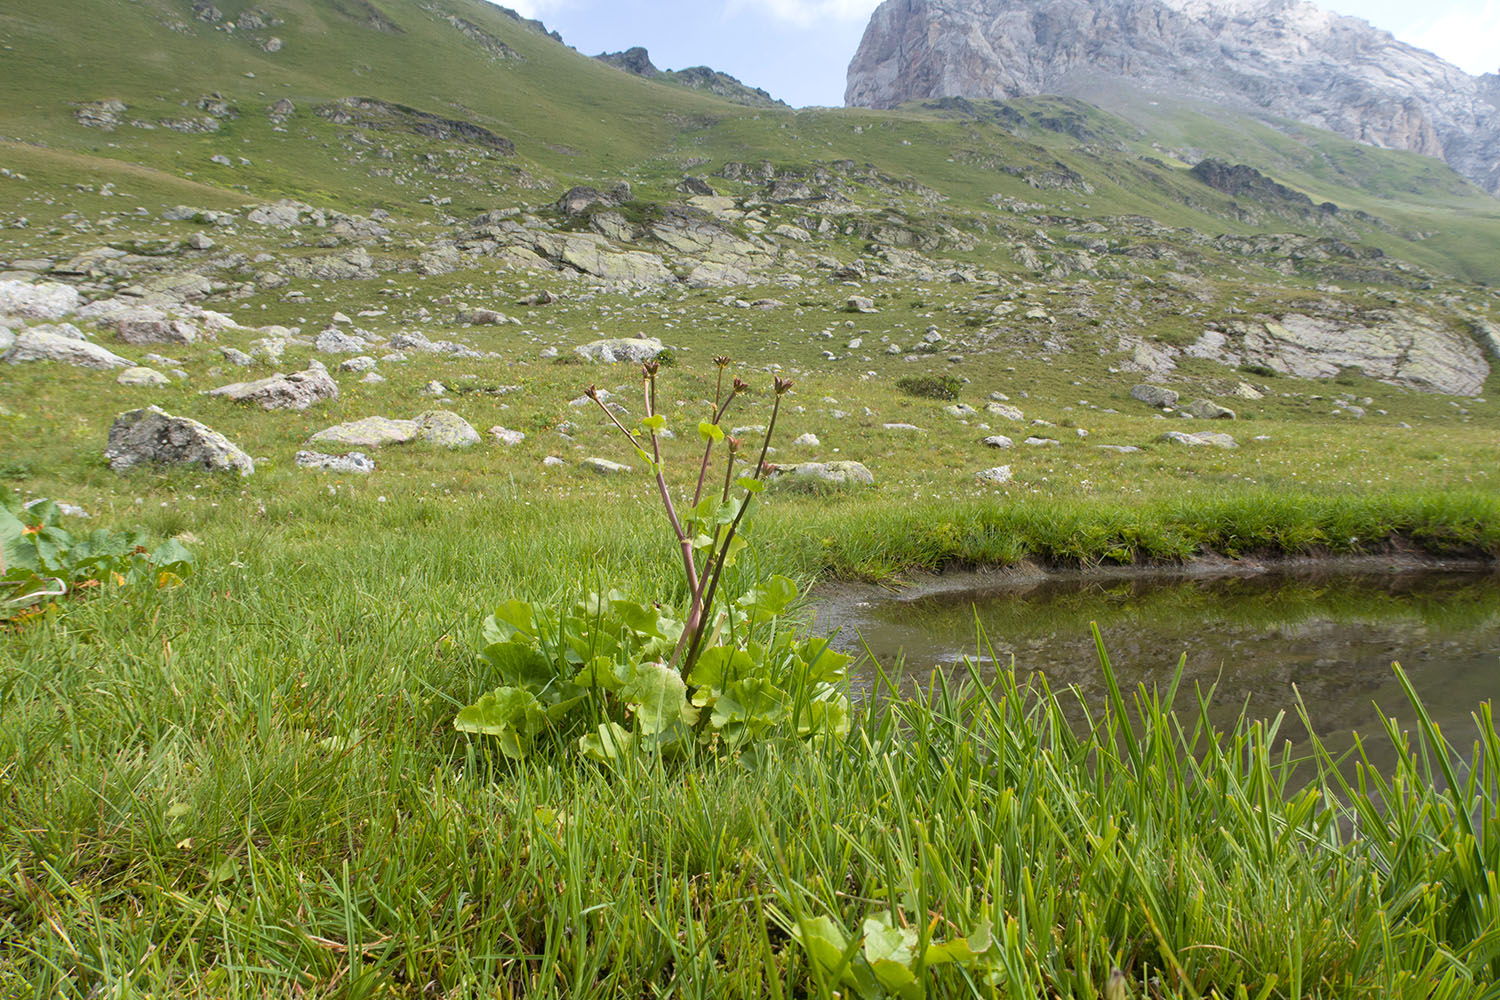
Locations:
846;0;1500;194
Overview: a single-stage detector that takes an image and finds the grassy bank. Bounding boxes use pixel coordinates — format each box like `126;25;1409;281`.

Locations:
5;592;1499;996
3;472;1500;995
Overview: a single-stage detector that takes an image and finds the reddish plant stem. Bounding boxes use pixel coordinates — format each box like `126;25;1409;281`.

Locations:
681;392;785;675
590;394;700;607
691;394;739;509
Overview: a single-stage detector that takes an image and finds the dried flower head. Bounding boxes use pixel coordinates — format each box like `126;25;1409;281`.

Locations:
583;384;600;400
731;377;750;395
726;436;743;454
642;360;661;378
773;376;794;396
713;354;731;369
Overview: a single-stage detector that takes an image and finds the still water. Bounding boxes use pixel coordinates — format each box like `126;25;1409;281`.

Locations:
821;569;1500;769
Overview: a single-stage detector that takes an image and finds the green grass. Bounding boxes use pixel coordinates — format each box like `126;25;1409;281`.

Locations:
3;1;1500;992
6;570;1500;996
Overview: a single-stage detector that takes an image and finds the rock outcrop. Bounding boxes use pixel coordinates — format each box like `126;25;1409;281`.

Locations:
105;406;254;475
208;366;339;411
846;0;1500;194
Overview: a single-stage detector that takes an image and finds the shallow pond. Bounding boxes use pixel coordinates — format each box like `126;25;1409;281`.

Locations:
820;567;1500;772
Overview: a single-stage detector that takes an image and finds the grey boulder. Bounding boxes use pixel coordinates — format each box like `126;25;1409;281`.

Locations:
1158;430;1238;449
4;327;132;369
295;450;375;474
574;337;665;364
208;366;338;411
778;461;875;487
1130;384;1179;408
105;406;254;475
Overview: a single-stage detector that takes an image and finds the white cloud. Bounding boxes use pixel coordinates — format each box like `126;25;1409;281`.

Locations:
724;0;884;27
1403;1;1500;75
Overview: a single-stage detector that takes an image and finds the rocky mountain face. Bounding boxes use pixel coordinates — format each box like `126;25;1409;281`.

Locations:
846;0;1500;194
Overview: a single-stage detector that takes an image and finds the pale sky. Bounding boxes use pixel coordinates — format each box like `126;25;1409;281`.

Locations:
495;0;1500;108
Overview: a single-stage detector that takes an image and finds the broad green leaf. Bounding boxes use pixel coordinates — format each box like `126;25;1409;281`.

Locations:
697;420;724;442
609;595;669;639
0;503;25;544
634;446;654;466
579;722;634;761
963;918;994;955
718;533;747;569
796;637;854;684
711;678;788;744
486;600;536;642
148;539;196;571
454;686;548;758
573;655;631;691
923;935;979;967
639;413;666;432
687;646;756;698
735;476;764;494
795;696;851;740
790;916;850;979
738;574;798;620
481;641;556;690
622;660;697;735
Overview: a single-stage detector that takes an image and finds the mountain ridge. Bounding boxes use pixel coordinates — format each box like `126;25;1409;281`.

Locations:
845;0;1500;195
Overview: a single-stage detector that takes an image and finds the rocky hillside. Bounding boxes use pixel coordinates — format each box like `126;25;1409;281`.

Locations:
594;47;786;108
846;0;1500;195
0;0;1497;423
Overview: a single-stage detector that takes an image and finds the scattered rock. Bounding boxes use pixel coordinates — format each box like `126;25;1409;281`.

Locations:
844;296;877;313
209;366;339;411
413;410;480;448
314;329;366;353
791;432;820;446
1180;399;1236;420
1130;384;1178;408
105;406;253;475
984;402;1024;421
575;337;665;363
117;366;170;387
582;457;632;474
309;416;419;449
778;461;875;487
0;280;79;321
976;465;1012;484
1158;430;1237;448
944;403;978;418
1231;381;1265;400
458;307;509;325
517;290;558;306
295;450;375;474
1097;444;1141;453
220;347;255;366
117;315;200;345
981;435;1013;448
4;327;133;369
340;356;377;373
1023;437;1059;446
883;422;924;432
490;426;526;446
543;456;565;467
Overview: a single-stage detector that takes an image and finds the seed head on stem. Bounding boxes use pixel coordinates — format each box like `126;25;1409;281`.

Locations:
774;376;794;397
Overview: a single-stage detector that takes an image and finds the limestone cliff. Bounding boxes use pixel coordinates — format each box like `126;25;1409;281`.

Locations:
845;0;1500;194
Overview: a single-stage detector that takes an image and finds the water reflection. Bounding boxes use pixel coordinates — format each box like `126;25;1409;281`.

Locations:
825;571;1500;772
